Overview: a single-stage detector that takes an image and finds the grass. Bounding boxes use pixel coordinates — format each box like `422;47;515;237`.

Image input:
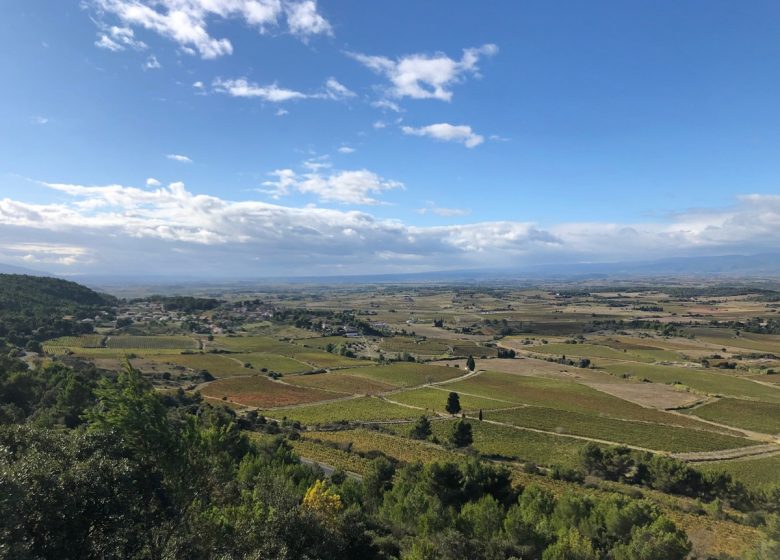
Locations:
307;428;454;465
230;352;313;374
337;363;464;387
274;396;419;425
286;372;395;395
697;454;780;490
291;438;375;475
379;337;452;354
488;407;752;453
601;362;780;402
388;386;519;414
448;371;727;431
43;335;105;349
423;419;587;469
688;398;780;434
106;335;199;350
146;353;249;377
200;377;337;408
528;342;679;363
211;335;373;368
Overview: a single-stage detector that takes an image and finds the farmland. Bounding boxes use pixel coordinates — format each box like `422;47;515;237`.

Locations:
35;281;780;559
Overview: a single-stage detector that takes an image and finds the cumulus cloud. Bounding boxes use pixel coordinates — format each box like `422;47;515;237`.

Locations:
337;146;355;154
167;154;193;163
1;183;779;276
88;0;331;59
146;177;161;187
402;123;484;148
262;167;403;205
348;44;498;101
94;25;148;52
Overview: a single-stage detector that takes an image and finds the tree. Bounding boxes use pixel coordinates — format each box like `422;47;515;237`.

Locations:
449;419;473;447
410;415;432;440
466;355;476;371
445;392;461;415
611;516;691;560
478;409;483;421
302;479;343;531
542;528;597;560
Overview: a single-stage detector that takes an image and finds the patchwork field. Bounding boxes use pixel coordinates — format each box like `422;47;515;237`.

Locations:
200;376;337;408
688;398;780;434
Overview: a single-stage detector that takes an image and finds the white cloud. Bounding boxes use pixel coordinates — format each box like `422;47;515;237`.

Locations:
371;99;402;112
373;120;387;129
146;177;161;187
213;78;307;102
213;76;357;103
143;54;161;69
1;183;780;276
284;0;332;37
275;108;289;116
323;77;355;100
88;0;331;59
337;146;355;154
348;43;498;101
2;242;91;267
262;167;403;205
167;153;193;163
192;80;204;89
417;203;470;217
31;116;49;125
402;123;484;148
95;24;147;52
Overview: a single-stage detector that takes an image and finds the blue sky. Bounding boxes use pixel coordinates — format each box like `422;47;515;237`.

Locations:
1;1;780;277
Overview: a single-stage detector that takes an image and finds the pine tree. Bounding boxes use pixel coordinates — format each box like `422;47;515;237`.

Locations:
445;391;461;415
449;419;473;447
466;355;476;371
478;409;483;421
410;415;432;440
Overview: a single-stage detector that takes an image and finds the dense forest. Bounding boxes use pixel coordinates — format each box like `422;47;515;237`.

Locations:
0;275;115;347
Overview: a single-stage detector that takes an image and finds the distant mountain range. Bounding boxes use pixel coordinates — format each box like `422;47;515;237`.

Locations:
5;252;780;289
0;263;53;276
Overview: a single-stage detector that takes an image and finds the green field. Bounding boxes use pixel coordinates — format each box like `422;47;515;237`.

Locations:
275;396;419;424
389;386;520;413
286;372;396;394
425;419;587;469
528;342;679;363
488;406;752;453
338;362;464;387
201;376;337;408
43;335;105;349
698;454;780;490
448;370;726;431
106;335;199;349
602;362;780;402
230;352;313;374
688;398;780;434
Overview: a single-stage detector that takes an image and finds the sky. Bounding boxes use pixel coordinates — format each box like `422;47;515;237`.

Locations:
1;1;780;278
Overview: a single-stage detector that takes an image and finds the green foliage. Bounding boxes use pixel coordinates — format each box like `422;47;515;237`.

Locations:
410;415;433;440
449;419;473;447
466;355;476;371
0;274;115;346
445;391;461;415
